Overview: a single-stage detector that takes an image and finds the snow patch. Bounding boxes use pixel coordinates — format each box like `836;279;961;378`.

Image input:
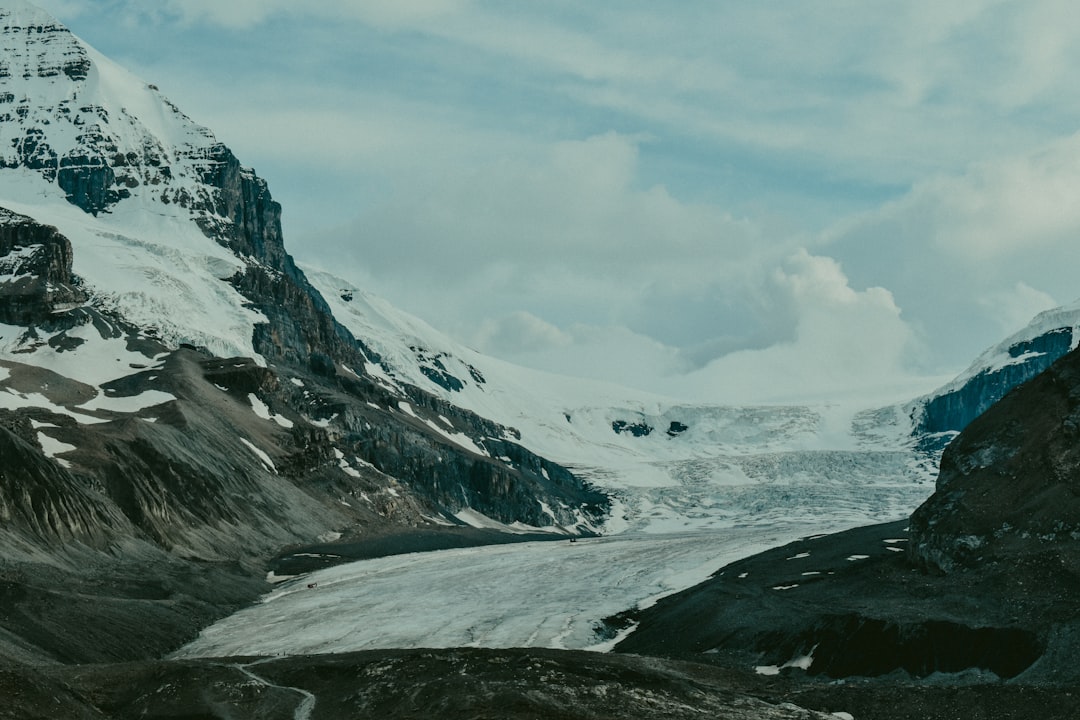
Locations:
239;438;276;474
755;645;817;676
37;431;75;466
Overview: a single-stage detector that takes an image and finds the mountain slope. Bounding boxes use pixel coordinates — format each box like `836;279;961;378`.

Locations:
0;1;607;663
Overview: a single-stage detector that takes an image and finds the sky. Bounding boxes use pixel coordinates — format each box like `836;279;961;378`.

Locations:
31;0;1080;404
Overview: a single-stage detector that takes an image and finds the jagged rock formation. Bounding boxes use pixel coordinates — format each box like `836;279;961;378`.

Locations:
0;207;85;324
909;345;1080;573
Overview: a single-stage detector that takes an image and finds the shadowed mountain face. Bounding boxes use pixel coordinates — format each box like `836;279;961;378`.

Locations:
909;345;1080;573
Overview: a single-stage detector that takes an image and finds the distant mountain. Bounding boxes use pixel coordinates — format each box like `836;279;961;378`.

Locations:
909;301;1080;451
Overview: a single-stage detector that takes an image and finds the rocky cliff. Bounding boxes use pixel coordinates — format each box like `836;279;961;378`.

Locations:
909;344;1080;573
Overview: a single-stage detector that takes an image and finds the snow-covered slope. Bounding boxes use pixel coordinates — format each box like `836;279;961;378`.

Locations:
306;268;940;533
0;1;267;360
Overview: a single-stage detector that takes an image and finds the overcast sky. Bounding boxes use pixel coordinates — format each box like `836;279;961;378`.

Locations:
34;0;1080;403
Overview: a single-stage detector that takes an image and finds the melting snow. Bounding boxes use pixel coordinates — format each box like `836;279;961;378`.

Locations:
248;393;294;428
36;431;75;466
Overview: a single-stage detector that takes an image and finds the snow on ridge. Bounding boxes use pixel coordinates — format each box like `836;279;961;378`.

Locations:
915;297;1080;403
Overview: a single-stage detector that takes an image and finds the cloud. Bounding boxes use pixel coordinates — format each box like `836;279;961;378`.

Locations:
302;132;786;370
103;0;472;30
322;132;764;277
475;312;572;356
665;251;921;404
477;319;686;392
979;282;1059;338
36;1;1080;403
823;132;1080;373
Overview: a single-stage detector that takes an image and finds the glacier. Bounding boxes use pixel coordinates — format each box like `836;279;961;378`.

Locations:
175;522;844;658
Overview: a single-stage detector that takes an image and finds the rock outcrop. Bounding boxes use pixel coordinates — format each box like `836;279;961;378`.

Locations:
909;344;1080;573
0;207;85;324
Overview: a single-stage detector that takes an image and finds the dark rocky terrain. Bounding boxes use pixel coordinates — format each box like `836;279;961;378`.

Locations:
0;648;848;720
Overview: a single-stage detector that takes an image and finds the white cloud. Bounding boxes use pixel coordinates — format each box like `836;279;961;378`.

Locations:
823;132;1080;374
475;312;572;356
666;251;920;404
301;132;782;373
479;319;686;392
109;0;472;29
33;1;1080;402
979;282;1058;338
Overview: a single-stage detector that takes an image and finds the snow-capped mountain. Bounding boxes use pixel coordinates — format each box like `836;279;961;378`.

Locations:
5;4;1080;716
0;0;1069;678
910;300;1080;450
0;1;614;664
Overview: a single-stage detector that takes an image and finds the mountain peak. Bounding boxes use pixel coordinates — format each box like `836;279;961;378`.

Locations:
0;1;222;217
0;0;60;25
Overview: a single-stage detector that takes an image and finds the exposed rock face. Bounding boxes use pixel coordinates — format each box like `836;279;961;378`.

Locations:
0;207;85;324
915;328;1074;443
909;345;1080;573
0;410;123;547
